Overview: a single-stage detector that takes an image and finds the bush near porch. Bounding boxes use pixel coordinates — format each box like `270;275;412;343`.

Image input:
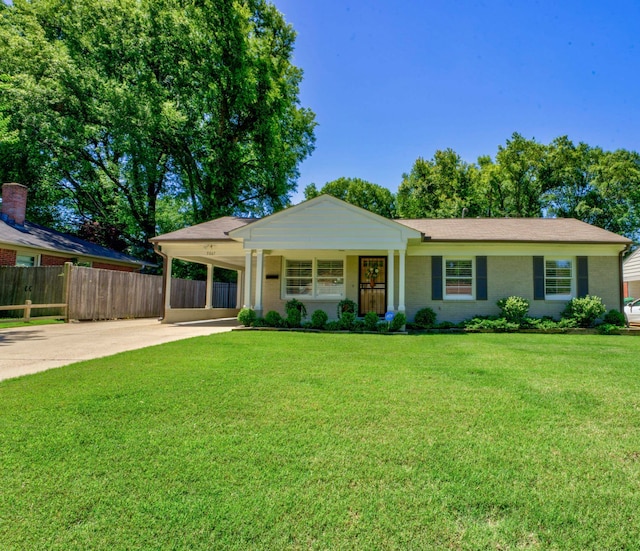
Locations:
2;332;640;549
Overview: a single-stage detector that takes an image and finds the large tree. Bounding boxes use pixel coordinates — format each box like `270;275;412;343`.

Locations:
0;0;315;257
396;149;482;218
304;177;397;218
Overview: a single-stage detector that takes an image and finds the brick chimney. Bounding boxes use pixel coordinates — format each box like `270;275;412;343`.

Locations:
1;183;28;226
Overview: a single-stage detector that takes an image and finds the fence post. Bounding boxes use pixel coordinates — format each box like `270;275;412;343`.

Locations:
63;262;73;323
24;299;32;322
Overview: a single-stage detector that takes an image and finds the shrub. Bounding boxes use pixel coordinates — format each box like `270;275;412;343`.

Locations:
238;308;256;327
390;312;407;332
497;296;530;325
337;298;357;319
338;311;356;330
264;310;284;328
414;307;437;328
252;317;268;327
310;309;328;330
598;323;622;335
603;309;626;327
363;311;380;331
464;317;519;332
285;298;307;318
325;320;342;331
561;295;606;328
286;307;302;328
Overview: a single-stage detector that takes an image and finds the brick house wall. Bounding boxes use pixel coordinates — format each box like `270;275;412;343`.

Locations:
92;262;137;272
0;247;17;266
40;254;72;266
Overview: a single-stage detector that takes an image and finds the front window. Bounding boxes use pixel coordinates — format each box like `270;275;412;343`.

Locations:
284;258;344;298
444;258;473;299
545;259;573;299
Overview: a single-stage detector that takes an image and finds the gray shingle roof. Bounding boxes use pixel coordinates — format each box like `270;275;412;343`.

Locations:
150;216;256;242
0;219;149;266
151;215;631;245
397;218;631;244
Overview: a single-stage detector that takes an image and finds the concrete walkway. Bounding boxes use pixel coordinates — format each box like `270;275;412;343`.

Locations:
0;318;239;382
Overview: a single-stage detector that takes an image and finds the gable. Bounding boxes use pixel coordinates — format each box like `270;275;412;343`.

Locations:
228;195;421;250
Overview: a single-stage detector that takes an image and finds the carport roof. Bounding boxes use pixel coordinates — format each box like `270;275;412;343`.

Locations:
150;216;256;242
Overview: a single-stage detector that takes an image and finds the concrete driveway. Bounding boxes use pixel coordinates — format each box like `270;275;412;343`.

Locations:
0;317;239;382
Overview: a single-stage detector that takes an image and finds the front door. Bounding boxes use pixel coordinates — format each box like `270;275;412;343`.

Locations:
359;256;386;316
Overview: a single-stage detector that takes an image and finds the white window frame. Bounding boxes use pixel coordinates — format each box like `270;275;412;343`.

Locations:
544;257;574;300
283;256;345;300
15;252;40;267
443;257;475;300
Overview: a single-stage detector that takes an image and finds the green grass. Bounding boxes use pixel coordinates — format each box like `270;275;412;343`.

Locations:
1;333;640;550
0;318;64;329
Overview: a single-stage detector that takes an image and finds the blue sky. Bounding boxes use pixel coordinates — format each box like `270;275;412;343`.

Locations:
271;0;640;204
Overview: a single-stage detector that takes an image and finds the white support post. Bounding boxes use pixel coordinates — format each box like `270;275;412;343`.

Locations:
205;264;214;309
398;249;406;313
255;249;264;315
387;249;395;312
236;269;243;309
164;255;173;311
243;251;253;308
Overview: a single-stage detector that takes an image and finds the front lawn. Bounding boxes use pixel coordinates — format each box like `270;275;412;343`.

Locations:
1;333;639;549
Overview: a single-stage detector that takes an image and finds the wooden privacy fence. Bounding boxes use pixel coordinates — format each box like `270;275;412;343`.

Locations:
0;265;237;321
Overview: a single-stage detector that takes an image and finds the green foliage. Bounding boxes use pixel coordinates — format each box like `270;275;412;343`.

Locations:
497;296;530;325
325;320;342;331
304;177;396;218
561;295;606;328
414;307;437;328
597;323;622;335
363;311;380;331
285;307;302;328
390;312;407;332
603;309;626;327
397;149;482;219
310;309;328;330
237;308;256;327
264;310;284;328
285;298;307;318
336;298;357;319
0;0;316;258
338;311;356;331
464;317;520;332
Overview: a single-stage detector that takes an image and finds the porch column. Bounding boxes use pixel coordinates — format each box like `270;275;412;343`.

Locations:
236;269;243;309
387;249;395;312
243;250;253;308
205;264;214;309
398;249;406;313
254;249;264;316
164;255;173;310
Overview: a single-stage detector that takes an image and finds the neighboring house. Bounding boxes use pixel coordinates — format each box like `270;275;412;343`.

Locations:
151;194;631;324
0;183;147;271
623;247;640;298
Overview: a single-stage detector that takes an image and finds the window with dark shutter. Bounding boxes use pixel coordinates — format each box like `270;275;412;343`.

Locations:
476;256;487;300
431;256;443;300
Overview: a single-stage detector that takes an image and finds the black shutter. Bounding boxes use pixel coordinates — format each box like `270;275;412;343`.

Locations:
533;256;545;300
432;256;443;300
476;256;487;300
577;257;589;297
